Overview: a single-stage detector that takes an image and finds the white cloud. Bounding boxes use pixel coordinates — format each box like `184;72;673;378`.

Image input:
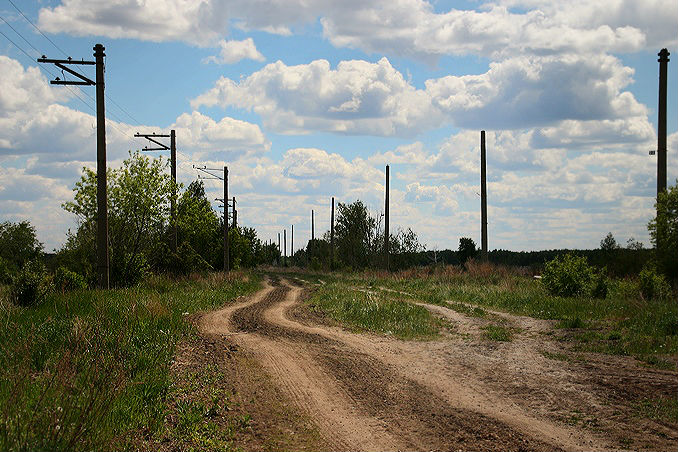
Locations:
204;38;265;64
38;1;674;59
192;57;438;136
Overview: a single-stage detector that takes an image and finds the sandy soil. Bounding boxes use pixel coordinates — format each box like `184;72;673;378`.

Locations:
201;277;678;451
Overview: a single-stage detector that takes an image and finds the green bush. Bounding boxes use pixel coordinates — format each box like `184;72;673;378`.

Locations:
639;263;672;301
541;253;594;297
0;257;13;284
10;261;52;307
54;266;88;292
589;268;609;299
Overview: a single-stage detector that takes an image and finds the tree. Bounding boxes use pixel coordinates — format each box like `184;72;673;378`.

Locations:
458;237;477;264
176;180;221;268
626;237;644;250
648;181;678;281
0;221;43;276
600;232;620;251
333;201;379;269
62;151;175;286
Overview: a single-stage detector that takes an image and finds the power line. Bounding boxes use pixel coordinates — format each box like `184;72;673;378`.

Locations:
0;13;40;56
6;0;68;57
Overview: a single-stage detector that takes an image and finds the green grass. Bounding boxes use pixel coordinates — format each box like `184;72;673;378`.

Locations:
0;271;260;451
481;324;513;342
307;282;441;340
355;268;678;366
634;396;678;423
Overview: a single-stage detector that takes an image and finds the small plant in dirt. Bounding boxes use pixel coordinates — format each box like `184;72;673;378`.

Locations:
638;262;672;301
10;260;52;306
541;253;594;297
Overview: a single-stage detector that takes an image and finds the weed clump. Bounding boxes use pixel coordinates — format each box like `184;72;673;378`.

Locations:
10;260;52;306
638;263;672;301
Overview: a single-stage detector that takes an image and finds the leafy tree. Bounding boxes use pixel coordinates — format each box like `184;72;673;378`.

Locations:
334;201;379;269
176;180;221;267
0;221;43;275
648;181;678;282
458;237;477;264
600;232;620;251
62;151;175;286
626;237;644;250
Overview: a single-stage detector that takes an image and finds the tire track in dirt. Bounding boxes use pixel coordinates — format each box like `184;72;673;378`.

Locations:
203;279;404;451
221;278;559;451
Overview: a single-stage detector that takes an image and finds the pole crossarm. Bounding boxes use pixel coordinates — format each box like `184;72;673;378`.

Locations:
37;56;96;85
193;165;224;180
135;133;170;151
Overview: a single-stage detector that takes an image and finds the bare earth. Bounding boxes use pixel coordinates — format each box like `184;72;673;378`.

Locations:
201;277;678;451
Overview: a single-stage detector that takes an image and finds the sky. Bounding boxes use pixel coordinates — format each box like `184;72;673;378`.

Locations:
1;0;677;253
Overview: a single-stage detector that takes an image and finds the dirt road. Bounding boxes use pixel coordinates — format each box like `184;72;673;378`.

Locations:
202;277;678;451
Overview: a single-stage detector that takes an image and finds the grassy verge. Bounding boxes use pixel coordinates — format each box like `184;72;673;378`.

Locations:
300;263;677;367
0;271;260;451
306;281;441;340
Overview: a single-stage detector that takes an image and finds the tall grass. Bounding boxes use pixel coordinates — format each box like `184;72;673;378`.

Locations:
308;282;440;340
353;263;678;363
0;271;260;451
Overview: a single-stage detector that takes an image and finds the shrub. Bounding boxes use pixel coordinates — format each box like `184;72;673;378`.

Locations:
0;257;13;285
639;262;672;301
541;253;593;297
589;268;609;299
10;261;52;307
54;266;88;292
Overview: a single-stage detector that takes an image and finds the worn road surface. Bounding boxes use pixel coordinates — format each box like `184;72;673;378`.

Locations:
201;277;678;451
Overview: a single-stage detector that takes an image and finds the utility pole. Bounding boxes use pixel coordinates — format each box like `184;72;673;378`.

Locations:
39;44;109;289
291;224;294;265
330;197;335;270
657;49;670;196
134;130;177;251
278;232;281;266
311;209;315;241
284;229;287;267
193;164;229;271
232;196;237;228
480;130;488;261
384;165;390;271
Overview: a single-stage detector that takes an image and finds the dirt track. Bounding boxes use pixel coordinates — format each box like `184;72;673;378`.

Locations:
201;277;678;451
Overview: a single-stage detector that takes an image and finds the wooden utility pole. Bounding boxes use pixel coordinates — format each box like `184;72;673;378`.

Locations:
134;129;177;251
311;209;315;240
657;48;670;195
480;130;488;261
384;165;390;271
278;232;281;265
330;197;335;269
38;43;109;288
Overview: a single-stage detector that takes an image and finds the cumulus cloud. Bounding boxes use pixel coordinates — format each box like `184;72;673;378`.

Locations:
204;38;265;64
192;58;437;136
192;53;645;136
425;54;644;129
37;1;674;59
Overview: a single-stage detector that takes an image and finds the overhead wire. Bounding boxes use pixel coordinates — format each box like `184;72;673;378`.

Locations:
6;0;68;57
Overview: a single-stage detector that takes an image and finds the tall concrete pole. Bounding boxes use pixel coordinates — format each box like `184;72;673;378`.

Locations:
224;166;229;272
170;129;177;252
384;165;390;271
94;44;109;289
481;131;488;261
330;197;335;269
657;48;670;195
